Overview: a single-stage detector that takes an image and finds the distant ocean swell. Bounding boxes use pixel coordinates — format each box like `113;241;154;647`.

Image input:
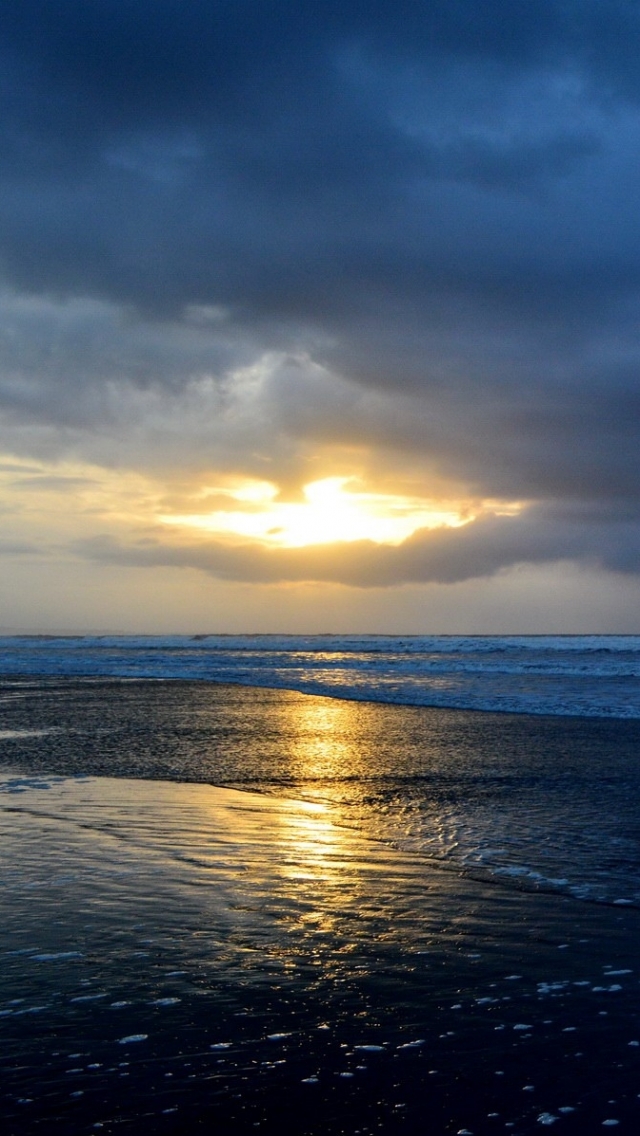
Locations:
1;634;640;719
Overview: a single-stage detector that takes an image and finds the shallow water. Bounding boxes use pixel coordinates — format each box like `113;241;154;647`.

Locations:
2;678;640;906
2;678;640;1133
2;774;640;1135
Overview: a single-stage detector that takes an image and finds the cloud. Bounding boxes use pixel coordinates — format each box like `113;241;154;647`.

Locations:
73;503;640;587
3;1;640;321
1;3;640;593
0;539;41;556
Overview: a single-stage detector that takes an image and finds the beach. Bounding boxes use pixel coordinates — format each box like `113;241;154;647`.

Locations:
1;677;640;1134
5;0;640;1128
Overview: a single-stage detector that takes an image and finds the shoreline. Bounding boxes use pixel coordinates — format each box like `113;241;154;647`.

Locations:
3;669;640;724
2;676;640;909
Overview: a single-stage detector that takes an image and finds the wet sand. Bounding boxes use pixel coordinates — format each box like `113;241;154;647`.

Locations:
2;772;640;1135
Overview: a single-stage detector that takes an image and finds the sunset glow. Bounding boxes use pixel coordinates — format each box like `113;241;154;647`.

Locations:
160;476;472;547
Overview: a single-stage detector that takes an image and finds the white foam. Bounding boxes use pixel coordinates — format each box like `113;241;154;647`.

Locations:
32;952;83;961
0;730;57;740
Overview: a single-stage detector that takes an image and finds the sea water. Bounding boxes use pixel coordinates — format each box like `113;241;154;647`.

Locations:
1;633;639;717
2;640;640;1133
1;651;640;907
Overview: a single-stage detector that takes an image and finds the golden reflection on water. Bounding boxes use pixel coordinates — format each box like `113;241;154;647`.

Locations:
271;695;364;881
276;798;345;878
276;693;368;786
265;697;377;944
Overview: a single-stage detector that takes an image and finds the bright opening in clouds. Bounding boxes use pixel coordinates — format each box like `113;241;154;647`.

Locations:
161;477;475;548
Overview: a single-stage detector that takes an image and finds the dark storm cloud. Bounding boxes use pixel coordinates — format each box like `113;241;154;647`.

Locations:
2;0;639;310
2;2;640;583
74;502;640;587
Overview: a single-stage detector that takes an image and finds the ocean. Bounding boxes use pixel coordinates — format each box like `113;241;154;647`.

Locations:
1;636;640;1134
2;633;639;718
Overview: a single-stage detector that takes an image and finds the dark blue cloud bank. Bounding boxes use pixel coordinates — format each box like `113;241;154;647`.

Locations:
1;1;640;586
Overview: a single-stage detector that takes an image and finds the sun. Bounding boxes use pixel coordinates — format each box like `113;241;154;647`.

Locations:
160;476;472;548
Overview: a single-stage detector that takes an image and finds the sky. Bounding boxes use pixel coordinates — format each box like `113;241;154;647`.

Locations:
1;0;640;633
